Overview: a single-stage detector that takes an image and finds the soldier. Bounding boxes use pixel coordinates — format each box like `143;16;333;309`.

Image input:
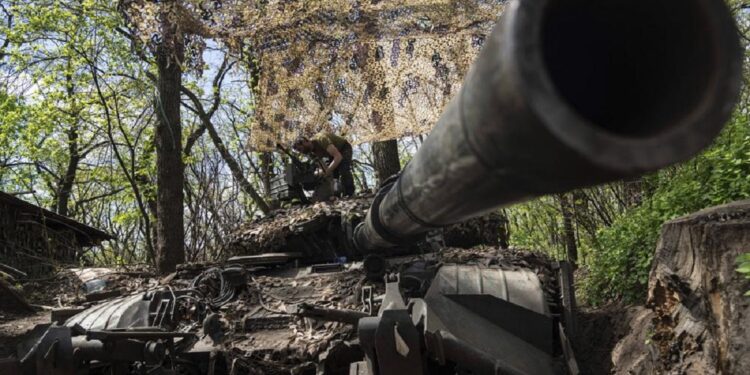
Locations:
293;132;355;197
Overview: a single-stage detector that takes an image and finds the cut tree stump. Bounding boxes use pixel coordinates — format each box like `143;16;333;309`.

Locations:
612;200;750;374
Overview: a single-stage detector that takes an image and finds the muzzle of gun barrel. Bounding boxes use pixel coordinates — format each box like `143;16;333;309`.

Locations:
355;0;742;252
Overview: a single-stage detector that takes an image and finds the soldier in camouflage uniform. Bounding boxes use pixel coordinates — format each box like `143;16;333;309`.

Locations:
293;133;355;197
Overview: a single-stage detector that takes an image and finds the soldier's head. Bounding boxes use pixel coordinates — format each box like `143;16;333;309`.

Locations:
292;136;313;154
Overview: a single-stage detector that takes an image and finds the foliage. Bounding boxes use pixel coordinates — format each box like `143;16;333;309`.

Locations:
738;252;750;296
0;0;299;267
582;112;750;305
509;197;567;259
0;90;25;182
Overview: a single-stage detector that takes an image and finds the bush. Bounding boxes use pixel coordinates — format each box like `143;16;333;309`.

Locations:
581;114;750;305
738;253;750;297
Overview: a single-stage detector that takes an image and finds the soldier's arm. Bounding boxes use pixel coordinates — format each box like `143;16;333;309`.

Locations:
324;144;343;176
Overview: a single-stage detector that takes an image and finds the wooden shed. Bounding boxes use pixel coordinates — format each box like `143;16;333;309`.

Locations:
0;192;114;276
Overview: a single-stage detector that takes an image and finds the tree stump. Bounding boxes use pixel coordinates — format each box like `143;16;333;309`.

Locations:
613;200;750;374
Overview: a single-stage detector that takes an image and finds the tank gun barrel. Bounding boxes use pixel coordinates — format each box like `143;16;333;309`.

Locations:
355;0;742;252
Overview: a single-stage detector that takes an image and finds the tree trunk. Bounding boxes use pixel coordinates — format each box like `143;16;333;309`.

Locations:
259;152;274;196
612;201;750;374
372;139;400;186
498;209;510;249
56;70;80;217
57;127;79;217
154;3;185;274
558;193;578;268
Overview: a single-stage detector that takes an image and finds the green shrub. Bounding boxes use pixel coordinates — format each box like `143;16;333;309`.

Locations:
738;253;750;296
581;114;750;305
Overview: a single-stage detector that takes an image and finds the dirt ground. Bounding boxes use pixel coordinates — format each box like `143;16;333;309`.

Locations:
574;304;637;374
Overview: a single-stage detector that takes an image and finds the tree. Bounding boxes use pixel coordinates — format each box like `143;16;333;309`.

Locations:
372;139;401;185
1;0;281;269
153;0;185;274
3;0;110;217
0;0;164;266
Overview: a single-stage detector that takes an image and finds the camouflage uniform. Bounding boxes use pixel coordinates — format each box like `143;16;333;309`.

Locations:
310;133;355;197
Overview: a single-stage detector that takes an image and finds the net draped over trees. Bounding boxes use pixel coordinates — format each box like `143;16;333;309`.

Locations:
121;0;507;150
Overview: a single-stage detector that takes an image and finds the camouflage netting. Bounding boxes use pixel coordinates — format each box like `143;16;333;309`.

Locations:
120;0;507;150
224;194;506;260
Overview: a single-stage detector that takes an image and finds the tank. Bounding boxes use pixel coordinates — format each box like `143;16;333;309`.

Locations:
7;1;742;375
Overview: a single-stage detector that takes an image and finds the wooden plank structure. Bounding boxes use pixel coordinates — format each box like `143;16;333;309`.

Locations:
0;192;114;276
